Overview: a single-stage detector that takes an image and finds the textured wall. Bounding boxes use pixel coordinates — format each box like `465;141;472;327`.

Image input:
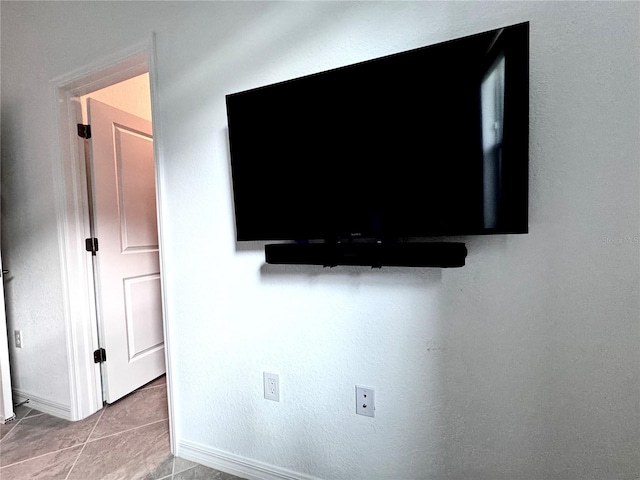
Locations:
1;2;638;479
1;0;69;406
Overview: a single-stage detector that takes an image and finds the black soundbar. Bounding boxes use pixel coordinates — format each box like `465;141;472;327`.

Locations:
265;242;467;268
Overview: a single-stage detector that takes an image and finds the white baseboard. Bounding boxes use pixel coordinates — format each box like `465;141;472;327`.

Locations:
12;389;72;421
177;439;322;480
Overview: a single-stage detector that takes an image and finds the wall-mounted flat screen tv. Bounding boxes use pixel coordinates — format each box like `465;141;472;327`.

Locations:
226;22;529;242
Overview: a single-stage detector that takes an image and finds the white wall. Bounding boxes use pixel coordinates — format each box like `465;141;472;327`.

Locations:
1;2;638;479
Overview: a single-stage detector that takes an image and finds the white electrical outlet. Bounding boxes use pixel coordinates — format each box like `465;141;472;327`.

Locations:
263;372;280;402
14;330;22;349
356;385;375;417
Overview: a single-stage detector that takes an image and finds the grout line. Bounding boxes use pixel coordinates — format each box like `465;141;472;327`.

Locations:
84;417;169;443
60;417;170;480
139;383;167;391
0;408;98;469
138;376;166;391
1;384;170;477
155;472;174;480
22;407;34;417
0;407;35;444
156;465;198;480
24;412;45;419
63;405;107;480
0;444;85;470
0;424;18;444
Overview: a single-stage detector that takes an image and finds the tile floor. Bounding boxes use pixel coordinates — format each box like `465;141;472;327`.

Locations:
0;376;245;480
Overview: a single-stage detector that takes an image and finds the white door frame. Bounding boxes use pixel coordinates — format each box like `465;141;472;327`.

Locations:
0;253;14;423
51;35;175;451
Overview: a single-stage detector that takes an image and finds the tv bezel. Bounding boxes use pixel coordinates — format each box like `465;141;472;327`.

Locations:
226;22;530;243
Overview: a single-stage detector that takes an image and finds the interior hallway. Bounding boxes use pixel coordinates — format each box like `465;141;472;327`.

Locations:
0;376;244;479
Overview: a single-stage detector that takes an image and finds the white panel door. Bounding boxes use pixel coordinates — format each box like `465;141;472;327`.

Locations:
87;98;165;404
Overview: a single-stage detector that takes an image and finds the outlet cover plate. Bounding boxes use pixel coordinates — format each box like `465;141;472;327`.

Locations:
263;372;280;402
356;385;375;417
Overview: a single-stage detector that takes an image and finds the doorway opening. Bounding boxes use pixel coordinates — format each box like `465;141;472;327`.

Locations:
53;41;173;453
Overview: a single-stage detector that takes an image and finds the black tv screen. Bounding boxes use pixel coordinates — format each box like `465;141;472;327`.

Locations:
226;22;529;242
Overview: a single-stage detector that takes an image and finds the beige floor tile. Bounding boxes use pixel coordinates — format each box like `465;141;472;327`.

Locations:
0;445;82;480
67;420;171;480
173;457;200;475
173;464;247;480
142;375;167;390
0;404;32;440
90;386;168;440
0;376;245;480
0;411;101;466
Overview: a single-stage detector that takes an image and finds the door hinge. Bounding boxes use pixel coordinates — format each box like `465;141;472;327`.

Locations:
94;348;107;364
77;124;92;139
85;238;99;255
